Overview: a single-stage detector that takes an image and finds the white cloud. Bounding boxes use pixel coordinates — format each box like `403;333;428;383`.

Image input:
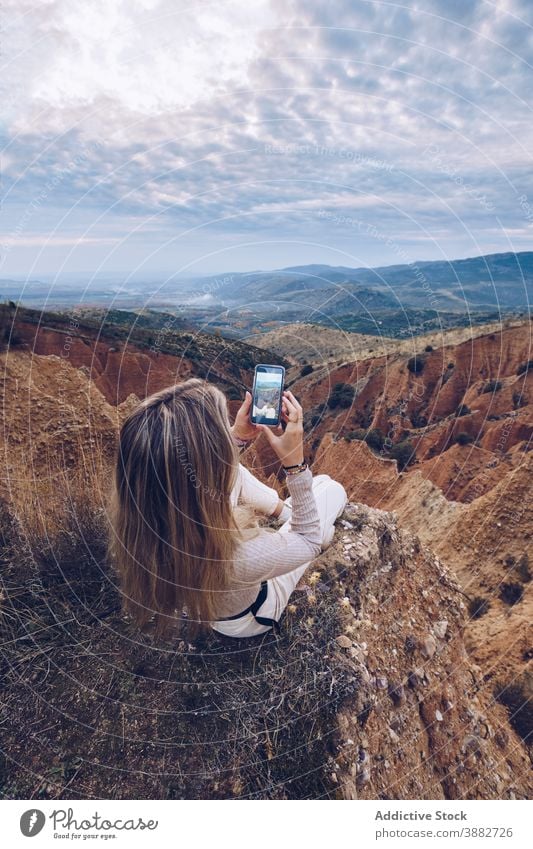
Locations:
2;0;533;275
3;0;276;136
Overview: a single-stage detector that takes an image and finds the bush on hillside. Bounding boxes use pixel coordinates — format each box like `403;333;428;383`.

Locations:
468;596;490;620
407;355;426;375
516;553;531;583
344;429;366;442
410;411;428;428
495;680;533;743
327;382;355;409
300;364;314;377
512;391;527;409
424;344;434;353
455;403;471;417
499;582;523;606
365;428;385;451
344;427;384;451
455;432;474;446
480;379;502;394
516;359;533;376
389;440;416;471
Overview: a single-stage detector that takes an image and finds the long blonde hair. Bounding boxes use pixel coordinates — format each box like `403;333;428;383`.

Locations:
109;378;248;636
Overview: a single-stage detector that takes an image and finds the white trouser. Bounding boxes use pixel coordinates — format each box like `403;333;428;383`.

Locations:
212;475;347;638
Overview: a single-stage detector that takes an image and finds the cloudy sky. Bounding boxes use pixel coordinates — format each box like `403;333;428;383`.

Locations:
1;0;533;279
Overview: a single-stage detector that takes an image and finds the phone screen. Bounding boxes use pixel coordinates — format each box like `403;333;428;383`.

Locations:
251;365;285;426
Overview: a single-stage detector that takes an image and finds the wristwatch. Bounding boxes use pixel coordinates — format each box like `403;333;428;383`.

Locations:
283;461;308;476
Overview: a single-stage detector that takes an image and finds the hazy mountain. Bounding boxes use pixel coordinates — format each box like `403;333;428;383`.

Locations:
198;251;533;312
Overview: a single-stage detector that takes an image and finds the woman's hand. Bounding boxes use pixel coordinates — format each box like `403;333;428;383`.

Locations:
258;390;304;467
231;390;261;442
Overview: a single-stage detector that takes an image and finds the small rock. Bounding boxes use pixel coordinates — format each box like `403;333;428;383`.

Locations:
388;682;406;706
358;748;369;764
388;727;400;743
421;635;437;658
408;667;425;689
494;728;509;749
404;635;417;654
463;735;481;754
356;766;371;785
433;620;448;639
375;675;388;690
435;709;443;722
336;635;353;648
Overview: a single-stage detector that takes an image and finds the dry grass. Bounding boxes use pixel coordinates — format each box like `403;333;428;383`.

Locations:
0;461;359;800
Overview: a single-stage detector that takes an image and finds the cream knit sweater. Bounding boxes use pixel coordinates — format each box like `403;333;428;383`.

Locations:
214;466;321;619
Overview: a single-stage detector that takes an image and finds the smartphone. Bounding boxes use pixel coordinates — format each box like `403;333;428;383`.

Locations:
250;364;285;426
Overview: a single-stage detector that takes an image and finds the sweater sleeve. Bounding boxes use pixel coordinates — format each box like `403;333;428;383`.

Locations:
233;467;322;582
237;463;280;516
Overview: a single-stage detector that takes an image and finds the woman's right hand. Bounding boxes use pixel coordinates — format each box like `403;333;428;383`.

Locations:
257;390;305;467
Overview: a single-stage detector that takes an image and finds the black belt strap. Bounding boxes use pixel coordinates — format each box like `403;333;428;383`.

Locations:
218;581;280;633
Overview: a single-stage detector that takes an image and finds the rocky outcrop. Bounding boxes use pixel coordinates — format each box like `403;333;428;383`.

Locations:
317;504;532;799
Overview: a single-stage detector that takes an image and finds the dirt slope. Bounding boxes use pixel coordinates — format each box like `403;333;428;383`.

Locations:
250;318;527;367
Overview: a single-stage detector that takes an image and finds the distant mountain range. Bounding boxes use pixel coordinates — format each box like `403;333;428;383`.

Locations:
2;252;532;319
196;251;533;313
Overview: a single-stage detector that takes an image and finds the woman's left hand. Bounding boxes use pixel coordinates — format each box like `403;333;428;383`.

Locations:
231;391;261;441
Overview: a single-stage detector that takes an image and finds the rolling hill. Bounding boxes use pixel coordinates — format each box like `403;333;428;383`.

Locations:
196;251;533;313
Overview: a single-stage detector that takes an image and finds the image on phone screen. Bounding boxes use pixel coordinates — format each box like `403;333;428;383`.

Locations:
251;365;285;425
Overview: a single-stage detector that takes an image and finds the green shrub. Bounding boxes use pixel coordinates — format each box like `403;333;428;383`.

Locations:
304;411;322;430
389;440;416;471
407;355;425;375
365;428;385;451
327;382;355;409
512;391;526;409
424;344;433;353
344;429;366;442
468;596;490;619
410;411;428;428
495;681;533;743
300;364;314;377
516;359;533;376
516;553;531;583
344;427;384;450
455;403;471;417
499;582;523;605
455;432;474;446
481;379;502;394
